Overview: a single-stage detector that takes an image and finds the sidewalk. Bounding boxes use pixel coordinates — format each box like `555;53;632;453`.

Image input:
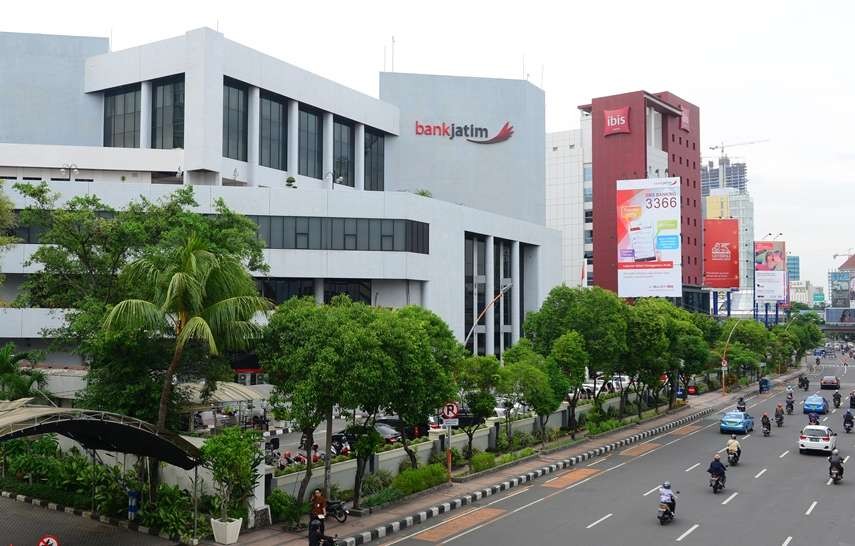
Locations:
230;369;802;546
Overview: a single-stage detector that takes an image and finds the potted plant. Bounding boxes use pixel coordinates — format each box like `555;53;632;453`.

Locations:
201;427;262;544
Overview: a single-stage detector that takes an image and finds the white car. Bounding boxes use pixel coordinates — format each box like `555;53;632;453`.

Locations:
799;425;838;453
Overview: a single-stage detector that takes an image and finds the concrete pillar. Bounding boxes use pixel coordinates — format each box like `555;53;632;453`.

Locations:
511;241;521;343
314;278;325;305
471;241;478;356
421;280;430;308
247;86;260;186
354;123;365;191
139;81;152;149
485;236;495;357
287;100;299;176
323;112;334;188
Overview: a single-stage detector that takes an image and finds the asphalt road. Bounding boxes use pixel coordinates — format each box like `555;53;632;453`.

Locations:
382;357;853;546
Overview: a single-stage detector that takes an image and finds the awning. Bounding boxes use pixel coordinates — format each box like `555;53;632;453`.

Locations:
183;381;266;405
0;400;202;469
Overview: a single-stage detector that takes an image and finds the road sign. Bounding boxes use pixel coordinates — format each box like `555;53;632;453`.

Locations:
721;359;728;370
38;536;60;546
442;418;459;426
441;402;459;420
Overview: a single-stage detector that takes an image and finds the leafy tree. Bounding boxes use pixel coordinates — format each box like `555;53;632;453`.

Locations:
548;331;588;438
104;234;271;432
530;357;567;447
200;427;263;522
455;356;499;459
624;301;669;418
0;342;45;401
0;182;17;290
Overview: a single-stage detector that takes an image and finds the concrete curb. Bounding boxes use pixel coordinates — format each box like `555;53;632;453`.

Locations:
0;490;174;541
336;406;717;546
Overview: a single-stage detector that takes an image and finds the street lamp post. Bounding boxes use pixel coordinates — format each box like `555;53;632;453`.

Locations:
463;282;512;352
721;319;743;395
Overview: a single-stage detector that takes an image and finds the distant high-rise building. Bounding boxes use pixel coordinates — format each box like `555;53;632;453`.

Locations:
787;255;800;281
702;156;748;197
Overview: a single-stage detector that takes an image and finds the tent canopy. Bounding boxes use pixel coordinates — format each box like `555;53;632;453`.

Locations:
183;381;266;405
0;399;202;469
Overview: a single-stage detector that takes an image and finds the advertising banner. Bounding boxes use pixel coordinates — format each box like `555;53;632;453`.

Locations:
754;241;787;301
830;271;850;307
703;219;740;289
826;308;855;324
616;177;682;297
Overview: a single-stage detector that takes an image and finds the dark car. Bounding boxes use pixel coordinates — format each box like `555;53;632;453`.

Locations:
376;417;430;440
333;423;402;446
821;376;841;390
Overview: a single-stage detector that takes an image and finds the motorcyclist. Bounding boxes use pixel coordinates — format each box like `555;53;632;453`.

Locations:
828;448;844;478
736;397;746;411
849;391;855;409
786;384;794;395
775;403;784;419
844;409;854;429
804;377;810;390
726;434;741;460
834;390;842;406
659;481;676;514
761;412;771;431
809;412;820;425
708;453;727;486
786;398;795;413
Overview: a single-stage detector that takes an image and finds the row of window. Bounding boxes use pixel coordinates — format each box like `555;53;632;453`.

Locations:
245;215;429;254
256;278;371;305
105;77;185;149
9;213;429;255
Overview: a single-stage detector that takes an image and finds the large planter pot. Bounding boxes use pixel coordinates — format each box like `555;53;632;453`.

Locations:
211;517;242;545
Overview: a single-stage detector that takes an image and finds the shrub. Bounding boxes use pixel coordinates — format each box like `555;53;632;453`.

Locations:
200;427;263;522
398;458;413;473
494;429;510;452
140;484;203;542
495;447;535;466
362;487;403;508
267;489;307;526
450;447;464;467
470;452;496;473
511;432;533;451
361;469;393;496
586;418;622;436
391;464;448;496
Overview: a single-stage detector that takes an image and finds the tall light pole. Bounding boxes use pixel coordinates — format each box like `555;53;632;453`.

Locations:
721;319;742;394
463;282;512;352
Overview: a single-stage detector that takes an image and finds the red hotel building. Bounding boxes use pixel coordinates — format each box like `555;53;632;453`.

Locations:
579;91;707;312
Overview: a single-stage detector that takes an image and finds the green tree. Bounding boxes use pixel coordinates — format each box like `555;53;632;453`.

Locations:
548;331;588;438
104;234;271;432
0;181;17;291
0;342;45;401
455;356;499;459
624;301;669;418
200;427;263;522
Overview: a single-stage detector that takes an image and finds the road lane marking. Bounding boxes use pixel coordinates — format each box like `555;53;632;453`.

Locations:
845;455;850;463
782;537;793;546
676;524;699;542
643;485;660;496
416;507;506;542
780;450;790;458
742;433;751;439
805;501;817;515
754;468;767;479
823;417;829;422
586;454;612;467
833;408;838;414
685;463;700;472
721;492;738;505
717;447;728;453
585;513;613;529
826;477;833;485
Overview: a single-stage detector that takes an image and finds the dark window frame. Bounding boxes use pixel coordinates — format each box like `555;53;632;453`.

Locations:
298;106;324;179
364;128;385;191
104;84;142;148
223;77;249;161
333;117;355;187
152;75;185;150
259;90;288;171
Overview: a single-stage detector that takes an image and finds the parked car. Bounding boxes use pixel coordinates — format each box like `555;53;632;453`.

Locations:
820;376;841;390
376;417;430;440
333;423;402;446
799;425;838;453
719;411;754;434
494;397;529;419
804;394;830;414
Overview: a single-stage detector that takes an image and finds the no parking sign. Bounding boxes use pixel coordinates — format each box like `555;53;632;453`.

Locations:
38;536;60;546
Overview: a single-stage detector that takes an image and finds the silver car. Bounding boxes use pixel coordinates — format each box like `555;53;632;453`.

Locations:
799;425;838;453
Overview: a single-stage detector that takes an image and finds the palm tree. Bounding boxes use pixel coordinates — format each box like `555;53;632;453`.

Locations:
0;342;46;401
104;233;272;432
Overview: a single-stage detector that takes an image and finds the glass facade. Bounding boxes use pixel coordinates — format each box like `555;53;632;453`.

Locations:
364;129;385;191
333;118;354;187
104;85;141;148
258;278;314;304
223;78;248;161
493;239;513;358
324;279;371;304
299;108;323;179
152;76;185;149
259;91;287;171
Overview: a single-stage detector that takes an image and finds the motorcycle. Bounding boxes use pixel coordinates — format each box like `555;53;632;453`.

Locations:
831;466;843;484
849;395;855;410
327;499;350;523
834;395;842;409
786;401;794;415
775;415;784;427
736;403;747;413
709;474;725;494
762;424;771;437
845;421;853;433
657;496;678;525
727;450;740;466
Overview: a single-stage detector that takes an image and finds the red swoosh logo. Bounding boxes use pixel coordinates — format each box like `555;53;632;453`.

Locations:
467;121;514;144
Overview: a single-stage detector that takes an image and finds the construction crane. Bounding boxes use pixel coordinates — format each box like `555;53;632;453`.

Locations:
709;139;770;156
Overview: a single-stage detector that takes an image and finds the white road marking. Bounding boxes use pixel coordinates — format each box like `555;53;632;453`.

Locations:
844;455;850;464
676;524;699;542
586;454;612;467
780;450;790;458
685;463;700;472
721;492;738;505
826;477;833;486
823;417;829;422
644;485;660;496
585;513;613;529
742;433;751;440
717;446;728;453
782;536;793;546
833;408;838;414
754;468;767;479
805;500;818;515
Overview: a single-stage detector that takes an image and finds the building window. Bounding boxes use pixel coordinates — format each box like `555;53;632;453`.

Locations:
333;118;355;187
258;278;314;304
583;163;593;182
584;250;593;259
584;230;593;244
259;91;287;171
299;107;323;179
152;76;185;150
222;78;248;161
365;129;385;191
584;210;593;223
104;85;141;148
325;279;371;304
583;186;593;202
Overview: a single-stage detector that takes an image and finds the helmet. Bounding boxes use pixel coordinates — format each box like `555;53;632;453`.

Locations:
663;481;671;489
833;448;839;455
777;403;783;407
731;434;737;440
714;453;721;460
763;412;768;417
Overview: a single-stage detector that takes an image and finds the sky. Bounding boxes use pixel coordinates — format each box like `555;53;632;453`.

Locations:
4;0;853;287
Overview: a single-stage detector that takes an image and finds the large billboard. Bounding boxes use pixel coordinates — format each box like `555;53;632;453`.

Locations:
616;177;682;297
830;271;850;307
754;241;787;302
703;219;740;289
826;308;855;323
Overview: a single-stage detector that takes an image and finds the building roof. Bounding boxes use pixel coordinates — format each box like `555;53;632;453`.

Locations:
578;91;683;116
183;381;266;404
839;255;855;271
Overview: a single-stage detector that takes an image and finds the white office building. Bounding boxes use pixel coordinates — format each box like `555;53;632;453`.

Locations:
0;28;561;372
